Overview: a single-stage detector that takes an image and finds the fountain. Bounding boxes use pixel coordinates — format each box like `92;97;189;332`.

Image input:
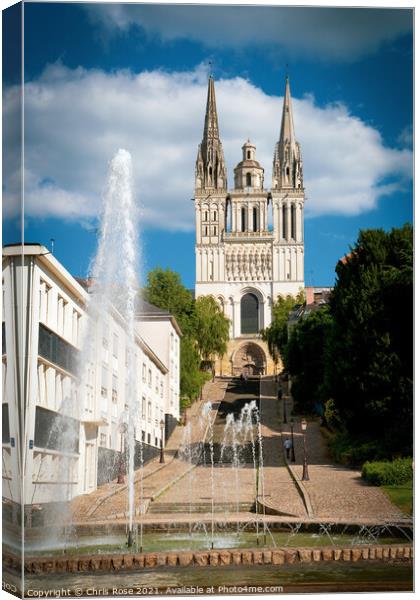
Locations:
82;148;140;546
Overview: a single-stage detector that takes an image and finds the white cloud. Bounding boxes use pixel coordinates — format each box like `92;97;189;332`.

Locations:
86;5;412;62
3;63;412;229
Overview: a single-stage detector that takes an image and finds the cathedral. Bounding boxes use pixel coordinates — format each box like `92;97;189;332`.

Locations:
194;75;305;376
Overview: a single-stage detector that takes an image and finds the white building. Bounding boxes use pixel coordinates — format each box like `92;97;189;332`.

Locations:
194;76;305;376
137;301;181;440
2;244;181;525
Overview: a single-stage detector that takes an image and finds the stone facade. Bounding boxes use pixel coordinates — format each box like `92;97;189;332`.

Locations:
194;76;305;375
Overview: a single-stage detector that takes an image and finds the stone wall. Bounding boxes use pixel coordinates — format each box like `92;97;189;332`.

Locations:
11;544;413;576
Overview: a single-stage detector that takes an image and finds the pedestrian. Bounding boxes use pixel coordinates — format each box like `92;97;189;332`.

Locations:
284;438;292;459
278;387;283;400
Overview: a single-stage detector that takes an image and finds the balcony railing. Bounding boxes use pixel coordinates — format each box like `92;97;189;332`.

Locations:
222;230;274;242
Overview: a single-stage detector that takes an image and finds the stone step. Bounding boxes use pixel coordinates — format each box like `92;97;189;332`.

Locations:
148;501;254;514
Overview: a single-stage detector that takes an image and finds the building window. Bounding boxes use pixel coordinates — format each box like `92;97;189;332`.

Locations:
142;396;146;419
246;172;252;187
2;403;10;444
142;430;145;442
253;207;258;232
241;293;259;334
34;406;79;454
291;204;296;240
247;150;251;159
38;324;78;375
282;204;287;239
241;207;247;232
142;363;146;382
147;433;151;445
204;211;208;221
100;433;107;447
148;401;151;422
148;369;152;386
213;211;217;221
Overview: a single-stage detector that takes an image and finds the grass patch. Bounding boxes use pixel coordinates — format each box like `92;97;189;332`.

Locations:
382;485;413;516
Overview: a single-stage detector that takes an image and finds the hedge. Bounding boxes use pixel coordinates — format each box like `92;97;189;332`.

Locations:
362;458;413;486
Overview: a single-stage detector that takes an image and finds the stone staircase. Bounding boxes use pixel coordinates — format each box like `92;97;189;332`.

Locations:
148;501;255;514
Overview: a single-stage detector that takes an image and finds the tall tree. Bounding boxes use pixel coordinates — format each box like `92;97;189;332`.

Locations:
286;306;333;413
262;291;305;366
143;267;195;334
142;267;200;403
180;336;209;405
327;224;413;454
194;296;230;369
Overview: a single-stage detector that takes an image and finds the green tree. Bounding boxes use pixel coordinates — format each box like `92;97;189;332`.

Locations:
286;306;333;413
262;291;305;366
180;336;209;405
142;267;201;404
327;224;413;455
194;296;230;371
143;267;195;334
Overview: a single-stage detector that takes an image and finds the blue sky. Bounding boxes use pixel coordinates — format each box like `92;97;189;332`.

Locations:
3;2;413;289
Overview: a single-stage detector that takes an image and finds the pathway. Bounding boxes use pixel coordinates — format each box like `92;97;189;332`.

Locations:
258;378;308;518
278;381;409;523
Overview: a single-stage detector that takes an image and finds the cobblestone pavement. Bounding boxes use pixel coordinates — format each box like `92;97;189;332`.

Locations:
278;380;408;522
71;379;227;522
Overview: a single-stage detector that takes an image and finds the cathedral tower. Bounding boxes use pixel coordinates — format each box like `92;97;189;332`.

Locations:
271;75;305;296
194;75;305;376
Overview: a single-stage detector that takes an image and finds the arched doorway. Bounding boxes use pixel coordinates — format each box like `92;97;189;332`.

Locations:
241;293;259;334
232;342;266;376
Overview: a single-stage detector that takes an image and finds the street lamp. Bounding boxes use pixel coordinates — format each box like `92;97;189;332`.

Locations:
290;420;296;463
301;419;309;481
117;421;127;484
159;419;165;464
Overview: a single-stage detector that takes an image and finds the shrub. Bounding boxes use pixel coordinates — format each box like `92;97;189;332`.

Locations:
324;398;342;430
362;458;413;486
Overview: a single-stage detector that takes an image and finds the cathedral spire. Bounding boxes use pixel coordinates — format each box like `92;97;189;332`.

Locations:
203;75;219;141
279;75;296;154
272;75;303;191
195;76;227;191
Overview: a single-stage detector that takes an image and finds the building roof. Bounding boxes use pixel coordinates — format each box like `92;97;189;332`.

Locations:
139;300;171;316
